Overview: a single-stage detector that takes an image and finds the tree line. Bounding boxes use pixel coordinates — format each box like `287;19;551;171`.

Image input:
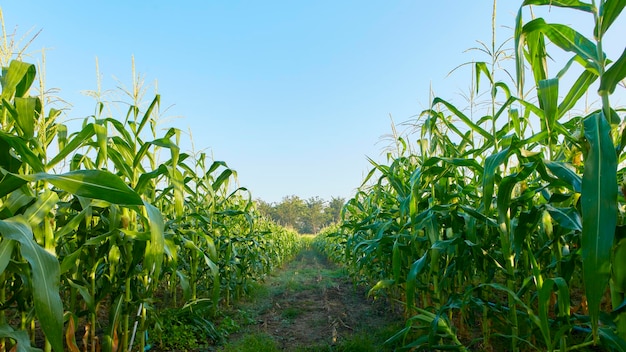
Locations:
256;195;345;234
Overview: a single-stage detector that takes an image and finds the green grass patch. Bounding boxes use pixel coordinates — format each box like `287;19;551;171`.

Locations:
216;332;280;352
281;306;304;320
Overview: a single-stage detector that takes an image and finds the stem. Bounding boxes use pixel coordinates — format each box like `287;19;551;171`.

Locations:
491;0;498;151
191;232;198;301
0;273;5;352
122;276;131;352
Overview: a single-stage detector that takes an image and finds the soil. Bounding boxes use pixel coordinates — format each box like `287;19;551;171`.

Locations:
218;248;403;351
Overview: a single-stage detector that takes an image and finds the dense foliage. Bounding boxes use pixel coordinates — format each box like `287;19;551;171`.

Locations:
0;53;303;352
316;1;626;351
256;195;344;234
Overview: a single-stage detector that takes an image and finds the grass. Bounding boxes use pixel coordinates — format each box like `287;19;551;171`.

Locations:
215;248;404;351
217;333;280;352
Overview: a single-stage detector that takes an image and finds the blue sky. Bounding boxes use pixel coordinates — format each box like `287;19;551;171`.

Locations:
2;2;625;203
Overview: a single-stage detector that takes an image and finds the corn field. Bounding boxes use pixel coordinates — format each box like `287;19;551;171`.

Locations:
0;41;303;352
315;1;626;351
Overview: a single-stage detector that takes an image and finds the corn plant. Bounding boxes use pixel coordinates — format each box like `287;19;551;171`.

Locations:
316;1;626;350
1;46;304;352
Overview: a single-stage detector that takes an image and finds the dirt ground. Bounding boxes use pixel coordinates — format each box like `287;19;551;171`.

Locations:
222;248;403;351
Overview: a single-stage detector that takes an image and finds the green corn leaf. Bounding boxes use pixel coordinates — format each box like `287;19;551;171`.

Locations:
176;270;192;302
103;295;124;352
60;248;83;275
522;0;595;12
459;205;498;228
546;205;582;231
475;61;492;93
4;188;34;215
104;118;134;147
405;251;429;312
55;205;89;242
169;166;184;218
559;69;598;116
600;47;626;95
0;324;41;352
545;160;582;192
94;123;108;168
107;147;134;181
368;279;395;297
46;123;96;169
0;60;36;100
207;160;229;174
599;327;626;351
483;146;513;213
67;278;95;312
538;78;559;134
203;234;218;263
212;169;233;192
582;111;618;340
135;164;168;194
23;189;59;228
596;0;626;39
0;131;44;172
0;170;28;198
56;124;67;151
0;137;23;173
392;239;401;283
527;27;549;87
143;201;165;280
0;216;63;352
136;94;160;137
17;170;143;205
538;277;571;349
0;239;14;275
432;97;492;141
515;7;527;92
14;97;41;139
132;137;176;169
522;18;600;69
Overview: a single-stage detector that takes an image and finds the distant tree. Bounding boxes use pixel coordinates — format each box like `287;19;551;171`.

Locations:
324;196;345;224
255;195;346;234
273;195;305;230
302;196;325;234
256;199;275;219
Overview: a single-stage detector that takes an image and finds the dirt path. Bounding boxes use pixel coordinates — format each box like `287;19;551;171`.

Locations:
218;248;403;351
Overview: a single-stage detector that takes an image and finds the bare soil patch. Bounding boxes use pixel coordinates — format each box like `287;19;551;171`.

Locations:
221;248;403;351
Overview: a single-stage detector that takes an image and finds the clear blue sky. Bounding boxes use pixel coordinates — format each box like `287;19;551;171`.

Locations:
2;2;624;203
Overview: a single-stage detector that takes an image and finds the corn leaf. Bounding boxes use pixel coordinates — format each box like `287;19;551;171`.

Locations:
522;18;600;69
546;205;582;231
0;131;44;172
0;60;36;100
143;201;165;280
14;97;40;139
582;111;618;339
0;216;63;352
23;189;59;228
538;78;559;132
18;170;143;205
483;146;513;213
405;252;429;312
46;123;96;169
432;97;492;141
0;324;41;352
559;69;598;117
522;0;595;12
600;47;626;95
545;160;582;192
0;239;14;275
596;0;626;39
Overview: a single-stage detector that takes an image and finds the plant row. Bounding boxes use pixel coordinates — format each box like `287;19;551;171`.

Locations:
315;1;626;351
0;59;304;352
